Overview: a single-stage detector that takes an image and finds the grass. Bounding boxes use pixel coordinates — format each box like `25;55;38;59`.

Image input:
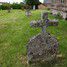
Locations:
0;9;67;67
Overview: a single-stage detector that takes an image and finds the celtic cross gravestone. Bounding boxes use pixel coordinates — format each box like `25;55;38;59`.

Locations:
27;12;59;65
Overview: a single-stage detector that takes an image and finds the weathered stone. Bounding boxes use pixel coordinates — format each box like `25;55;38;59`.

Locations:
62;12;67;19
48;19;58;26
25;10;32;16
27;32;59;63
51;9;58;15
27;12;59;65
30;19;58;28
50;0;67;20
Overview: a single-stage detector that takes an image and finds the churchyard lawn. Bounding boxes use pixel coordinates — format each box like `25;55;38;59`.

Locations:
0;10;67;67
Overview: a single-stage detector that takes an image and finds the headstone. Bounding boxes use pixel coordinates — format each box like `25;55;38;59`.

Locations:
50;1;67;20
27;12;59;65
25;9;32;16
62;12;67;19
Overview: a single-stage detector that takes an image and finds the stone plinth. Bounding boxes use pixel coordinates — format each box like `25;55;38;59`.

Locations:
27;32;59;64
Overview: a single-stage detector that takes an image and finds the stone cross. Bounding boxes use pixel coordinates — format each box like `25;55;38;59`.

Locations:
41;12;48;33
30;12;58;34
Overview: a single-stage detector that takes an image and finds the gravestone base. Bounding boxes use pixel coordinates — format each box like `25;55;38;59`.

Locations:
27;32;59;64
28;59;57;67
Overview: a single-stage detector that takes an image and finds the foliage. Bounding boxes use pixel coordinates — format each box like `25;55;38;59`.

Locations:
0;1;41;10
0;3;11;10
11;3;22;9
25;0;40;5
0;2;25;10
25;0;41;9
23;4;31;10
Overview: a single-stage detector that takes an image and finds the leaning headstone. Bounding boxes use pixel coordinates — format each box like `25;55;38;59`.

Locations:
51;9;58;15
27;12;59;65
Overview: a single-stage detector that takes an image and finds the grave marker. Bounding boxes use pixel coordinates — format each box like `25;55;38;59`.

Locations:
25;9;32;16
27;12;59;65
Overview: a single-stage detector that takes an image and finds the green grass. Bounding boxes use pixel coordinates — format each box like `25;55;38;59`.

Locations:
0;9;67;67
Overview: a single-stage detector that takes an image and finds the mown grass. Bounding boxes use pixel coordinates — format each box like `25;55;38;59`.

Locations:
0;9;67;67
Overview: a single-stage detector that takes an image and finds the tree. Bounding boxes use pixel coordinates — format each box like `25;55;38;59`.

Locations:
25;0;41;9
1;3;11;10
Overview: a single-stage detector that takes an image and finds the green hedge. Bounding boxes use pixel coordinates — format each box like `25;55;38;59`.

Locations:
0;3;25;10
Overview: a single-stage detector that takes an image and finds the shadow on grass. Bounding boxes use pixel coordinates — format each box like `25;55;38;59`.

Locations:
28;60;57;67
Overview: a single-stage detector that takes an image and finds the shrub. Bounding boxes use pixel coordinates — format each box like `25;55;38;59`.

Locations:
1;3;11;10
0;2;25;10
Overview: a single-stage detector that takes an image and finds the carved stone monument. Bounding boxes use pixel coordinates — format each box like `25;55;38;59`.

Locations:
27;12;59;64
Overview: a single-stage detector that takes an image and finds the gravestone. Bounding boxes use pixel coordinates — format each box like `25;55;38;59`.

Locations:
27;12;59;64
51;9;58;15
25;9;32;16
62;11;67;20
50;3;67;20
